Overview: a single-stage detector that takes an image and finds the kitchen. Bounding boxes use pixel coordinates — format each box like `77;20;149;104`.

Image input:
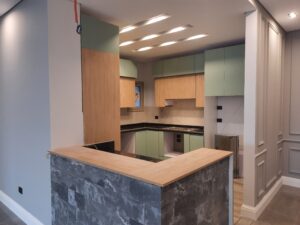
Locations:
51;1;247;224
2;0;298;225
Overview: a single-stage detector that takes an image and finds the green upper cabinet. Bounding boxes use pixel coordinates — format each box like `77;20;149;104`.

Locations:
152;53;204;77
204;44;245;96
81;13;119;53
184;134;204;152
120;59;138;78
194;53;205;73
224;45;245;96
152;61;164;77
205;48;225;96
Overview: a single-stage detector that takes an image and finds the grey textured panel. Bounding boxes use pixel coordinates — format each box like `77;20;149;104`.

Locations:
51;155;230;225
161;159;229;225
51;156;161;225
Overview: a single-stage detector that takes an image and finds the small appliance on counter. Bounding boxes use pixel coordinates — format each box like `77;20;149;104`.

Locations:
215;135;240;178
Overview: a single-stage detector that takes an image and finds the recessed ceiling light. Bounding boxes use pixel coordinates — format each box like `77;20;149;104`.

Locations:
168;26;187;34
137;46;153;52
145;14;170;25
141;34;160;41
120;41;135;47
288;11;297;19
120;25;137;34
186;34;207;41
160;41;177;47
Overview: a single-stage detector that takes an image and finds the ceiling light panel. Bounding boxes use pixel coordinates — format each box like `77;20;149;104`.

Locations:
120;14;170;34
186;34;208;41
120;41;135;47
137;46;153;52
288;11;297;19
145;14;170;25
168;26;187;34
160;41;177;47
120;25;137;34
141;34;160;41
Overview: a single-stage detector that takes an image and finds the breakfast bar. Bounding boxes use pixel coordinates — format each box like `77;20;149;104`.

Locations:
50;147;233;225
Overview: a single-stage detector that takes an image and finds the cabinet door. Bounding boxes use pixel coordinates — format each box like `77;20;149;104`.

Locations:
176;55;195;75
224;45;245;96
152;61;164;77
158;131;165;159
120;78;135;108
205;48;225;96
194;53;205;73
120;59;137;78
184;134;190;153
189;135;204;151
146;131;159;158
135;131;147;156
163;75;196;100
195;74;205;108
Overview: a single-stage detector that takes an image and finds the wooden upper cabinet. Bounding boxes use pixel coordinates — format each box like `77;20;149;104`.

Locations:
155;74;204;107
120;77;135;108
195;74;205;108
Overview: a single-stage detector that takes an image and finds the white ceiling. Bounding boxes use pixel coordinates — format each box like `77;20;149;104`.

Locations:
80;0;254;61
0;0;22;17
259;0;300;32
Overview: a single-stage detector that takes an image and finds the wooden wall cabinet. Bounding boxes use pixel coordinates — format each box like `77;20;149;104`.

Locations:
155;74;204;108
81;13;120;150
120;77;135;108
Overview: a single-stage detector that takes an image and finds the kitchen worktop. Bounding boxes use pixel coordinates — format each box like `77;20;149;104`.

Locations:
121;122;204;135
50;146;231;187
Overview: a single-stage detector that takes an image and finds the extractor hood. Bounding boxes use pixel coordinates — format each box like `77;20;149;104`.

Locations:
0;0;22;17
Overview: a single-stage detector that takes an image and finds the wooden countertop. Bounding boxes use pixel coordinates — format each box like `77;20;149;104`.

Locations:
50;147;232;187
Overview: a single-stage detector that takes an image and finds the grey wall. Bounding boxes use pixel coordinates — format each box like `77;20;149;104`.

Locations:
0;0;52;224
244;0;285;208
283;30;300;179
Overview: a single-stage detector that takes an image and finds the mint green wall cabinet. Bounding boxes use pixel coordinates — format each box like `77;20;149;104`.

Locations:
152;61;164;77
205;48;225;96
184;134;204;152
135;131;164;159
204;44;245;96
120;59;138;78
152;53;204;77
81;13;119;53
194;53;205;73
224;45;245;96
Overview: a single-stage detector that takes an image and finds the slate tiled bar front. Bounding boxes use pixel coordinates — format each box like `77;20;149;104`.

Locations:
50;147;233;225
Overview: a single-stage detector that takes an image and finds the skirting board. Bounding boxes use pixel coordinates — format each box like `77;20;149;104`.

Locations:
282;176;300;188
0;190;44;225
240;177;282;221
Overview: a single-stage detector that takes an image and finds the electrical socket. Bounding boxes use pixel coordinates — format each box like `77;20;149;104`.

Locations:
18;186;23;195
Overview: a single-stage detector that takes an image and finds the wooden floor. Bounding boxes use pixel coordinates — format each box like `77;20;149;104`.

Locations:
234;178;244;224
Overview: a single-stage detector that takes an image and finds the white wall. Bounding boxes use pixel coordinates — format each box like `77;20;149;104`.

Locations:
0;0;51;224
48;0;84;148
217;96;244;150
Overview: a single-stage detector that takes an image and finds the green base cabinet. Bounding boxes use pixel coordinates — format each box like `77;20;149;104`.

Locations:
184;134;204;152
135;131;164;159
205;44;245;96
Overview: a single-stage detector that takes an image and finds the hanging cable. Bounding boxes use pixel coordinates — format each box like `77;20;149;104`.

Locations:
74;0;81;34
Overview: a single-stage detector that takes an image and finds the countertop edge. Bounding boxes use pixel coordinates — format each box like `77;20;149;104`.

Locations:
49;147;232;187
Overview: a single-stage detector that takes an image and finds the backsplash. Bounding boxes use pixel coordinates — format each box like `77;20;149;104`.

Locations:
121;101;204;126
